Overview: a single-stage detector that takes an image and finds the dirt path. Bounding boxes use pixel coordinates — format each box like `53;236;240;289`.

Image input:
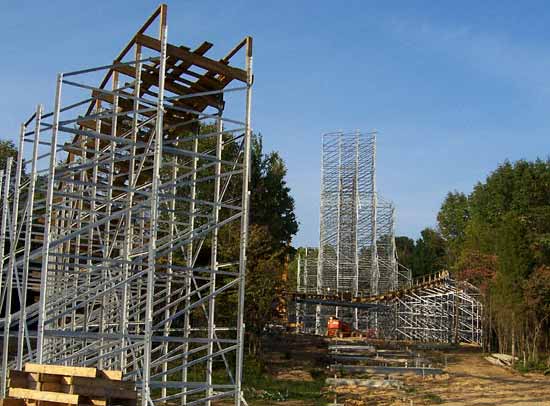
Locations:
242;335;550;405
423;353;550;405
333;352;550;406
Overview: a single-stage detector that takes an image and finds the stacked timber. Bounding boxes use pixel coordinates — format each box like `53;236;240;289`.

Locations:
4;363;136;406
328;343;443;376
484;353;518;368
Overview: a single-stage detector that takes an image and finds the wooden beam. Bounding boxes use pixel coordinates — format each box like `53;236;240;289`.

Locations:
113;64;222;109
60;376;133;391
136;34;247;83
24;364;97;378
8;388;79;405
98;370;123;381
85;4;165;116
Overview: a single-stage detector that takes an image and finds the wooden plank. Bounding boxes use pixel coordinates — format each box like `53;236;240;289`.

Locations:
98;370;122;381
24;364;97;378
59;378;136;399
112;64;222;109
8;388;79;405
136;34;247;83
84;4;164;116
27;373;62;384
31;383;62;392
62;377;133;390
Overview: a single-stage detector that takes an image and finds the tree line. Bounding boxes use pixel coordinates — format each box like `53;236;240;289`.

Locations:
400;159;550;366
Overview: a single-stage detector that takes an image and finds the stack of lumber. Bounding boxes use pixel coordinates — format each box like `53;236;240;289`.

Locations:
3;363;136;406
485;353;518;368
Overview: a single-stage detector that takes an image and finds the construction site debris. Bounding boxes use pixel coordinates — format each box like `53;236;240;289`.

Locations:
484;353;518;368
330;364;444;376
326;377;403;389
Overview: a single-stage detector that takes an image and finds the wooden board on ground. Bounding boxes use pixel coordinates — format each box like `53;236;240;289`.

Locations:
97;370;122;381
24;364;97;379
6;365;134;406
8;388;79;405
61;376;134;392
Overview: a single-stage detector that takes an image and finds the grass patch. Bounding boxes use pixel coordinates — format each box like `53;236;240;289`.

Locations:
243;357;328;404
514;359;549;373
423;392;443;404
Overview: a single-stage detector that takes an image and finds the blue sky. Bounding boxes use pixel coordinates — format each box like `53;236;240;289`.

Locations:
1;1;549;246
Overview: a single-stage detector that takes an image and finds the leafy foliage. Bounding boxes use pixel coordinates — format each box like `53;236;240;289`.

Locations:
395;228;448;278
218;134;298;353
435;158;550;360
0;140;18;173
249;136;298;247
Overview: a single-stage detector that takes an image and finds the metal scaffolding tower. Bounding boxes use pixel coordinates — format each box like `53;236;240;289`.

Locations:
0;5;253;406
297;131;402;333
318;131;399;297
395;273;483;344
294;130;482;343
295;268;483;344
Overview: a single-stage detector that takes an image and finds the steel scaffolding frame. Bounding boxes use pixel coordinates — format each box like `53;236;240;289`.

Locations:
296;131;403;334
395;278;483;344
0;5;253;406
295;267;483;344
297;248;318;294
318;131;398;297
295;131;482;343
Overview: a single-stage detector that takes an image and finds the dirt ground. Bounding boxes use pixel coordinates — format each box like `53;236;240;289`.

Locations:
248;335;550;406
331;350;550;406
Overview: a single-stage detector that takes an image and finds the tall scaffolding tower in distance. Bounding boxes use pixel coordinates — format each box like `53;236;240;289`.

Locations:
0;5;253;406
317;131;399;296
311;131;400;332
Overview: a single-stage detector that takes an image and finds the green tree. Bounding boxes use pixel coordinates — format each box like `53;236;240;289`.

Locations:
524;265;550;362
436;159;550;360
220;134;298;354
395;236;415;271
0;140;18;172
411;228;448;277
249;136;298;247
437;191;469;258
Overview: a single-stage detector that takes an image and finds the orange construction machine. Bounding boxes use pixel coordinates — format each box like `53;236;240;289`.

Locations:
327;317;353;338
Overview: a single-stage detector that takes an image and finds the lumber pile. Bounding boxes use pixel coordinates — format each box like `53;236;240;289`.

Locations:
3;363;136;406
485;353;518;368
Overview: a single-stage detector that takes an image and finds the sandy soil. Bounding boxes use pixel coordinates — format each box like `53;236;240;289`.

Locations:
332;351;550;406
425;352;550;405
236;335;550;406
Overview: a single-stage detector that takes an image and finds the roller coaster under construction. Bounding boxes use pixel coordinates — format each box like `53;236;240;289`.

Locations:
293;131;483;344
0;5;482;406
